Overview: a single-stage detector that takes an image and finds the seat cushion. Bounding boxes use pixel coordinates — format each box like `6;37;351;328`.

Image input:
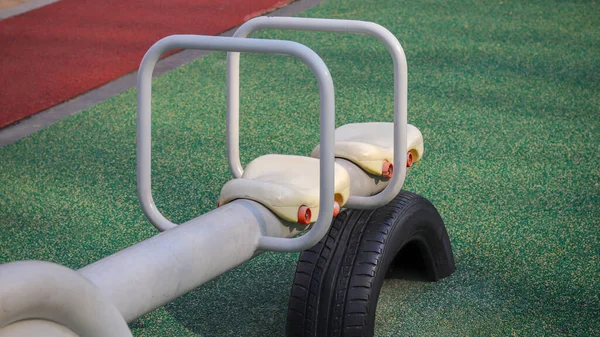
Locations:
311;122;424;176
219;154;351;223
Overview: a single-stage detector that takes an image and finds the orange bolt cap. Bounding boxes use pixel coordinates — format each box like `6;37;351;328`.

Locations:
333;201;341;217
382;161;394;179
298;205;312;225
406;151;414;168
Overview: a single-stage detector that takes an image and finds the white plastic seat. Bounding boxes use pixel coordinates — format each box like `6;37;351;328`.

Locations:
311;122;424;177
219;154;351;224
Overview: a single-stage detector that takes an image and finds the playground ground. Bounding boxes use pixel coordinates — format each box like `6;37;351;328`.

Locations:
0;0;599;336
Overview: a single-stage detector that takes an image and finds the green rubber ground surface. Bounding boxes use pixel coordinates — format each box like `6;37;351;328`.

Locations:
1;0;599;335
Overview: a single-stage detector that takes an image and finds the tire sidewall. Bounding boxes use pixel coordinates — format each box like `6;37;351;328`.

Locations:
364;198;442;334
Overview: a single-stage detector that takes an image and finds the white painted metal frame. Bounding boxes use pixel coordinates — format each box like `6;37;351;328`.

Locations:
0;261;132;337
227;17;409;209
137;34;336;251
0;26;416;335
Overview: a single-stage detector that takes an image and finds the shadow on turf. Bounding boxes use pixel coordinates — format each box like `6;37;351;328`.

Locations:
146;242;434;337
159;252;297;337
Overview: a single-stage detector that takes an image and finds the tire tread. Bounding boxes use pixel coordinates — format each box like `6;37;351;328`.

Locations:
286;191;455;337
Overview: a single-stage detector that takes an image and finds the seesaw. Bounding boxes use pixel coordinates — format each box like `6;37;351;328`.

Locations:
0;17;455;337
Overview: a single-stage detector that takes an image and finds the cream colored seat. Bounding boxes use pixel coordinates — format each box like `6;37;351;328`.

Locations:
311;122;424;177
219;155;351;224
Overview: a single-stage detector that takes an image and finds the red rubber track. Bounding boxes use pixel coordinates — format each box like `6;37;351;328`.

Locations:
0;0;292;128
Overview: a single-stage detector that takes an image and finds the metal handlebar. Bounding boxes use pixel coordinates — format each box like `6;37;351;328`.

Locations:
227;17;409;209
137;35;336;252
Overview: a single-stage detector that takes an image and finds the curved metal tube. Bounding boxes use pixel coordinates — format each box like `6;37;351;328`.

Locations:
137;35;335;252
0;320;80;337
227;17;408;209
0;261;132;337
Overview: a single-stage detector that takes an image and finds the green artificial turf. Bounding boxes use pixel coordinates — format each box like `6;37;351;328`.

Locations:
1;0;599;335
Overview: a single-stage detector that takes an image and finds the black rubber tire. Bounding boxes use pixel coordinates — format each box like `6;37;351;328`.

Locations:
285;191;456;337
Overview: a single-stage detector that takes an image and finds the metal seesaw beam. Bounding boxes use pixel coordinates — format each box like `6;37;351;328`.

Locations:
78;199;298;323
